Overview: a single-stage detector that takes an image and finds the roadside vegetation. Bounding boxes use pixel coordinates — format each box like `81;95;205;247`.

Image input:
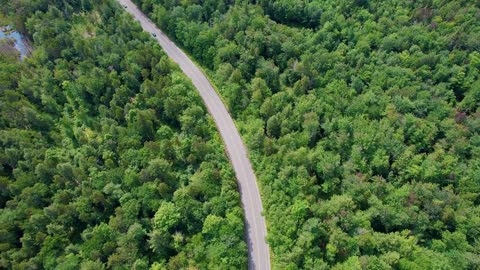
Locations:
0;1;247;269
134;0;480;269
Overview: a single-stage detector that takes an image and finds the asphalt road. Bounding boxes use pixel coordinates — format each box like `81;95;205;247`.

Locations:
117;1;271;269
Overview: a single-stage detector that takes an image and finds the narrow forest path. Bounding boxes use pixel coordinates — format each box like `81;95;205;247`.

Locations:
117;0;271;269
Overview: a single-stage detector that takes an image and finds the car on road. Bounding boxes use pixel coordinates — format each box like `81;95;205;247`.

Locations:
123;5;127;8
151;32;157;37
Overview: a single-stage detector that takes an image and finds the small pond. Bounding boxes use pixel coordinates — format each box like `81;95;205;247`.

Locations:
0;26;30;59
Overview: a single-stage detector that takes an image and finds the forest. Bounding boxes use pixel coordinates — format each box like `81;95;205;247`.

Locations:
0;0;247;269
133;0;480;269
1;0;480;269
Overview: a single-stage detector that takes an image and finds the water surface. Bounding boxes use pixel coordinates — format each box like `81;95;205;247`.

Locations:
0;28;30;59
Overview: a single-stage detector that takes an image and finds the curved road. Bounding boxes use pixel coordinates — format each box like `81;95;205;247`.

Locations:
117;1;271;269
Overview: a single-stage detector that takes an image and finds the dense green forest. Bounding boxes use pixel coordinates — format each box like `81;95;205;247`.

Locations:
134;0;480;269
0;1;247;269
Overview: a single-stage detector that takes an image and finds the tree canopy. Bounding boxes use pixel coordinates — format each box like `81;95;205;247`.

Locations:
0;1;247;269
134;0;480;268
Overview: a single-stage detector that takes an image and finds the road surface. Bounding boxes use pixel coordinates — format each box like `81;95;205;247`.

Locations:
117;1;271;269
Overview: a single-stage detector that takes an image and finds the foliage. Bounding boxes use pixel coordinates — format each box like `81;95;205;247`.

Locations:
134;0;480;268
0;0;247;269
